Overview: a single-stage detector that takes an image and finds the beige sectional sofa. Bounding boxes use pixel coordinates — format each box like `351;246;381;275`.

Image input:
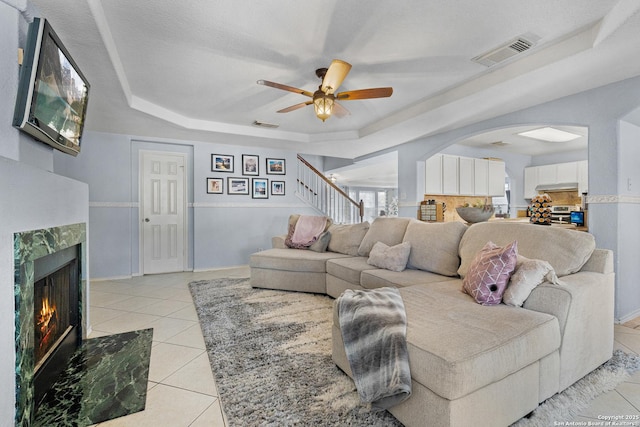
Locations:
249;217;614;427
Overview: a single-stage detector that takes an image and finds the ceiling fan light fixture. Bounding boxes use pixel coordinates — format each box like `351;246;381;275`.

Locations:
313;92;334;122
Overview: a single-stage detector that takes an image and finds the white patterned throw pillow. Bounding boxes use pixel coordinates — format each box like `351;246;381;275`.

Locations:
503;256;561;307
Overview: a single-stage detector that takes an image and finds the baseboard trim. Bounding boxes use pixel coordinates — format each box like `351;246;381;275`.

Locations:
616;307;640;324
90;275;133;282
192;264;249;273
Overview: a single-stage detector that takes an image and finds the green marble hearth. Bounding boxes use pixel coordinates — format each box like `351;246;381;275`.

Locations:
15;223;87;426
34;328;153;426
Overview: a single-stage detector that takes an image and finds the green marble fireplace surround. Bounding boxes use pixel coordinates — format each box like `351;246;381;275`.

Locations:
14;223;87;427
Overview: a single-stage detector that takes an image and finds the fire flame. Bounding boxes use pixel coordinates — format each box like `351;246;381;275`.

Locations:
36;297;56;341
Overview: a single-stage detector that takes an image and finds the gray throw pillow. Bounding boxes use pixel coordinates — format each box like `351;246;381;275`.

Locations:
309;231;331;253
367;241;411;272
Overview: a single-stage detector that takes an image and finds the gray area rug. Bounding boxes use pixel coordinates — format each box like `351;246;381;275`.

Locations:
513;349;640;426
189;278;640;427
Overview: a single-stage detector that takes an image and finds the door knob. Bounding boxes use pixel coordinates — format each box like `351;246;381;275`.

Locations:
144;218;150;222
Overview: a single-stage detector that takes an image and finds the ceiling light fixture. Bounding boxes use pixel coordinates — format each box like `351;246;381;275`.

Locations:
313;90;334;122
517;127;582;142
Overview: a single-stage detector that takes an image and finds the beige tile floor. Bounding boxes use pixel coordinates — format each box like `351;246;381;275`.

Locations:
88;267;640;426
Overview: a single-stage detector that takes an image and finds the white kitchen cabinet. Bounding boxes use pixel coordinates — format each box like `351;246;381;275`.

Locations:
474;158;489;195
442;155;459;195
524;167;538;199
459;157;475;195
425;155;505;196
488;160;506;196
425;154;443;194
556;161;578;183
536;164;557;185
577;160;588;194
523;160;588;199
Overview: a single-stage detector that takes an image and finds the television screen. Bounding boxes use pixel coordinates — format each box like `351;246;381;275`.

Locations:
570;211;584;227
13;18;90;156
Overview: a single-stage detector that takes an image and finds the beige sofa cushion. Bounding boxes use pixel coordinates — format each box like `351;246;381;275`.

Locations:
361;268;457;289
249;248;349;273
402;220;468;276
327;221;370;256
326;257;379;285
458;222;596;278
398;283;561;400
357;217;412;256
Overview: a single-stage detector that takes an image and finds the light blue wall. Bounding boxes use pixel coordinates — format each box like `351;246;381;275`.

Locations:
54;131;320;277
530;149;588;167
390;75;640;320
616;121;640;319
0;3;90;423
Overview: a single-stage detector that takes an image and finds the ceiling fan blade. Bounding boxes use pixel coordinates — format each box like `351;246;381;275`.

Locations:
321;59;352;95
332;101;350;118
336;87;393;100
277;101;313;113
257;80;313;98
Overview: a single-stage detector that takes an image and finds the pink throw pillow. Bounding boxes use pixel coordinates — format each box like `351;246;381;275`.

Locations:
462;241;518;306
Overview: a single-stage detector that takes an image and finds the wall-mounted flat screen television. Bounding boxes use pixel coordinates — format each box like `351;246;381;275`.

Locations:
13;17;90;156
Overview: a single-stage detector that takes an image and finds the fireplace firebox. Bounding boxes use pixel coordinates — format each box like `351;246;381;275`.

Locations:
32;244;80;408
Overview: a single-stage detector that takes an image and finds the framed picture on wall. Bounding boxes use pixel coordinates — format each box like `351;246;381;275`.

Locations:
252;178;269;199
266;158;286;175
206;177;223;194
212;154;234;172
227;177;249;195
271;180;285;196
242;154;259;176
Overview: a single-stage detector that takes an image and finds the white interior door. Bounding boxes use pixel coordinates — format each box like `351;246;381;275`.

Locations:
140;151;186;274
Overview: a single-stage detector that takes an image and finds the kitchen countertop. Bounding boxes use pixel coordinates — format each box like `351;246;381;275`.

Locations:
489;217;588;231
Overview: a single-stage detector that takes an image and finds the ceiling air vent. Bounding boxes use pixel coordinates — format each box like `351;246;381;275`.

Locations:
252;120;279;129
472;35;538;67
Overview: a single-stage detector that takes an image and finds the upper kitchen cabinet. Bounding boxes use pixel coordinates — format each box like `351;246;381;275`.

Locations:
524;160;588;199
425;154;443;194
425;155;505;196
442;155;459;195
557;162;578;183
459;157;475;195
474;159;489;196
536;164;558;185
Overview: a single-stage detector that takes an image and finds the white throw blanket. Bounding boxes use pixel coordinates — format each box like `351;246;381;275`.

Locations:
337;287;412;411
290;215;326;245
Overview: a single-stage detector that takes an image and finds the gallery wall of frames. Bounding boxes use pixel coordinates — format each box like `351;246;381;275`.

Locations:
206;154;286;199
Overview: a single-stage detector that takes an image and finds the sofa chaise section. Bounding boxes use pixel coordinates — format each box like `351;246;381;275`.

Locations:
332;281;562;427
250;248;351;293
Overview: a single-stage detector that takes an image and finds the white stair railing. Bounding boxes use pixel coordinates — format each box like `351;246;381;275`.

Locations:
296;154;364;224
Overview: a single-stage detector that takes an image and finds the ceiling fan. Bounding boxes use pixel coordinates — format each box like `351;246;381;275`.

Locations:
257;59;393;122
